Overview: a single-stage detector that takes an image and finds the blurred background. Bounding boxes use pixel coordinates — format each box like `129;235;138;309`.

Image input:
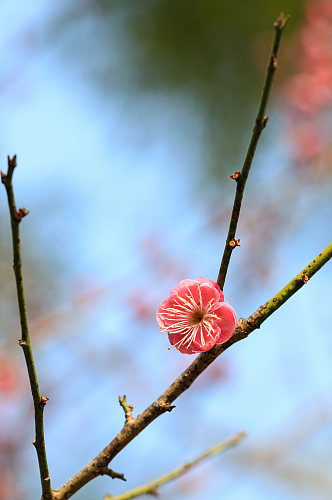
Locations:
0;1;332;499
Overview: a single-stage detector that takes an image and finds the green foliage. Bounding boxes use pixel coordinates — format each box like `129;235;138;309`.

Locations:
53;1;305;181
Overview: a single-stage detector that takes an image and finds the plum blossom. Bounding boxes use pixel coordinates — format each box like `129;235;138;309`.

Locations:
156;277;237;354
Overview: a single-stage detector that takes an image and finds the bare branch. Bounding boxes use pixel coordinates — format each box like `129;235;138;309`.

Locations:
53;242;332;499
2;156;53;499
217;13;289;291
103;432;246;500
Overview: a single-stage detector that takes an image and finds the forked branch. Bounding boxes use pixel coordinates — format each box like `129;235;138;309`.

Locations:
5;12;330;500
53;241;332;499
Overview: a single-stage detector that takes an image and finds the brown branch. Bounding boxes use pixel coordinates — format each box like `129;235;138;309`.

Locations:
1;156;53;499
101;468;126;482
53;242;332;499
217;13;289;291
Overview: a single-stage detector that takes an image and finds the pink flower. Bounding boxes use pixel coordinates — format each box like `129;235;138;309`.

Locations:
156;277;237;354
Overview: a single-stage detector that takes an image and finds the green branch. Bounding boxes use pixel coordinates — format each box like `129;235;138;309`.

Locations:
245;242;332;329
103;432;246;500
53;241;331;499
1;156;53;500
217;13;289;291
119;395;134;424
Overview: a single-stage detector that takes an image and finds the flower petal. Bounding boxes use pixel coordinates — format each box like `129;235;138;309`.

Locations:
212;303;237;344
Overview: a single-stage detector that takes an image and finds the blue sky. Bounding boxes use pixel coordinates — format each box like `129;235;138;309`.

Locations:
0;3;331;500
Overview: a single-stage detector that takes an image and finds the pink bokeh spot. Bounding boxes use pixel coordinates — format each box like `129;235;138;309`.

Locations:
156;277;237;354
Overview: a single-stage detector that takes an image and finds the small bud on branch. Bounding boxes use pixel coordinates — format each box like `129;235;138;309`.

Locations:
230;171;241;180
119;395;134;424
228;238;240;248
8;154;17;169
40;396;50;407
14;207;29;222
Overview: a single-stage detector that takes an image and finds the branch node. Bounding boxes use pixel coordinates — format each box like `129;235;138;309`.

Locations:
156;402;176;413
237;317;254;335
149;486;159;497
228;238;240;248
301;274;309;284
269;54;277;71
5;155;17;182
119;395;134;424
40;396;50;407
230;171;241;181
274;12;290;31
8;154;17;170
18;339;27;346
101;467;127;482
14;207;29;222
262;116;269;128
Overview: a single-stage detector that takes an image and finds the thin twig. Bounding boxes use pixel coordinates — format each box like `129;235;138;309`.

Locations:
53;241;332;499
103;431;246;500
217;13;289;291
1;156;53;500
101;468;126;482
119;395;134;424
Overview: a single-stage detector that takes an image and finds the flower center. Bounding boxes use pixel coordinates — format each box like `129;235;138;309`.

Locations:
190;310;205;325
